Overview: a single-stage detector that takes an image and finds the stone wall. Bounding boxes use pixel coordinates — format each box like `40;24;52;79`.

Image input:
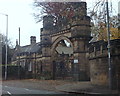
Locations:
89;39;120;89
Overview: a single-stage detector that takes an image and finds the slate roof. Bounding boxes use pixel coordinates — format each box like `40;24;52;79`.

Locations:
19;42;41;53
12;42;41;61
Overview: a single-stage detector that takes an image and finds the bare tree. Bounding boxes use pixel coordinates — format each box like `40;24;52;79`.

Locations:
33;1;118;40
33;2;86;25
0;33;14;64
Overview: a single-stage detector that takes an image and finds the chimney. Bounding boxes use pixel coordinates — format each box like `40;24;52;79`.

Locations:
16;39;18;46
30;36;36;44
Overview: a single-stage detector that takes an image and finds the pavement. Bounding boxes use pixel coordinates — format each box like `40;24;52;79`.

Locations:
2;79;120;95
55;81;120;95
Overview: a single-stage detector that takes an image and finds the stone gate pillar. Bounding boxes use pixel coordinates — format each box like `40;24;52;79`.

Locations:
40;15;54;77
72;37;90;81
70;3;91;80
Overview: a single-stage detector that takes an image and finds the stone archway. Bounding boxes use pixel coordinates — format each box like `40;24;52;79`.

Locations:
51;36;73;52
39;2;91;80
51;36;74;80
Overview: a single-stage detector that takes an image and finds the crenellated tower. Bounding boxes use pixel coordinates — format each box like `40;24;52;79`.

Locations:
40;2;91;80
40;15;54;73
70;2;91;81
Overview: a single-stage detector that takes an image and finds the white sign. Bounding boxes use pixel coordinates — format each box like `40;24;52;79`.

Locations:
74;59;79;63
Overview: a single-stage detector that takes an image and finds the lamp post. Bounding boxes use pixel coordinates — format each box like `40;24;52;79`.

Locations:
0;13;8;80
18;27;20;79
106;0;112;89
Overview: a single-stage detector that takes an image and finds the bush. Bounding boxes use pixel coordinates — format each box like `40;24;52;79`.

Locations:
35;71;52;80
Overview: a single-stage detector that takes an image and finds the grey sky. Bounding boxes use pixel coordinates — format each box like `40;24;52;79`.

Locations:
0;0;42;47
118;1;120;13
0;0;119;47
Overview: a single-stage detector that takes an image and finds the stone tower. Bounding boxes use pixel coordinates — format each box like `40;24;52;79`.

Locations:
41;15;54;73
70;2;91;80
40;2;91;80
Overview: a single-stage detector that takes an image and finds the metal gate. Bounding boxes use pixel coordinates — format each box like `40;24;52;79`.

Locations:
53;60;73;80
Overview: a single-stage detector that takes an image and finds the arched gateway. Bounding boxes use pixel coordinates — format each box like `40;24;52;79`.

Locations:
40;2;91;80
51;36;73;80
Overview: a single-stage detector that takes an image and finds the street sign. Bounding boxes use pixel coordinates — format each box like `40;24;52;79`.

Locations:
74;59;78;63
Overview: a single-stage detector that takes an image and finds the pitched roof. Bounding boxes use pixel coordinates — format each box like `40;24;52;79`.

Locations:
20;43;41;53
19;42;41;53
13;42;41;57
12;42;41;61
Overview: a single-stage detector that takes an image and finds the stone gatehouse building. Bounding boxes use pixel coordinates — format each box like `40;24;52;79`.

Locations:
12;2;120;89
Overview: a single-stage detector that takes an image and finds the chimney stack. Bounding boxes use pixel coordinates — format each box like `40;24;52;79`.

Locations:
16;39;18;46
30;36;36;44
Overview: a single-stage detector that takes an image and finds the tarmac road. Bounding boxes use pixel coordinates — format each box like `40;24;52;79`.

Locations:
1;85;65;95
2;86;69;96
1;80;119;96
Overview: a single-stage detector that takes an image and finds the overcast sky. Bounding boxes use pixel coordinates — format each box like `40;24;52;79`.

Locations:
0;0;42;47
0;0;119;47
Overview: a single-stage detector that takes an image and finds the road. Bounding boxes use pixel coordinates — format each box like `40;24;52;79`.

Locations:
1;80;73;95
2;85;66;95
